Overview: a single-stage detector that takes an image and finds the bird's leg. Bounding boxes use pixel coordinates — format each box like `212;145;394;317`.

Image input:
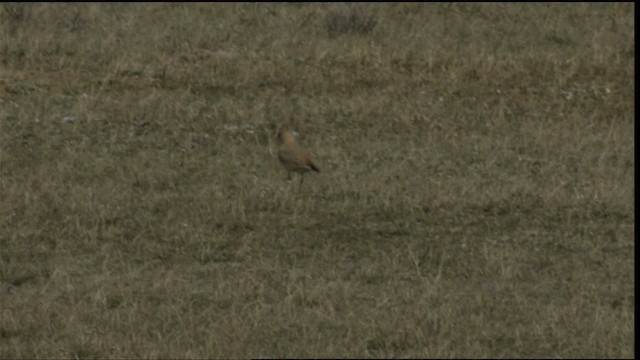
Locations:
300;174;304;187
287;172;292;181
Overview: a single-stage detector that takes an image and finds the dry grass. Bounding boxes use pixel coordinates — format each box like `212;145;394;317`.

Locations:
0;3;634;358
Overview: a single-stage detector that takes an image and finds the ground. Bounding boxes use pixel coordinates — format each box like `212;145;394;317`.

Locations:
0;3;634;358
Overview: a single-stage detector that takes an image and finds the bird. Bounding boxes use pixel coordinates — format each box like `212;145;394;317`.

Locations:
277;130;319;186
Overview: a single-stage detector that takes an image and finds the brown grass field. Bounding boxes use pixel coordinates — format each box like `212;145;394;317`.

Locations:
0;3;634;358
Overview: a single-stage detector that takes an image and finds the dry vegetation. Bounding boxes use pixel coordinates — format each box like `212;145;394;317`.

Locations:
0;3;634;358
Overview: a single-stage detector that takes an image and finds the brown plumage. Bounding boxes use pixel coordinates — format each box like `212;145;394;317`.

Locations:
277;131;319;186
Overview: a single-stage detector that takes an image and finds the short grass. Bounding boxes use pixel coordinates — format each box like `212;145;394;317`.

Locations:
0;3;634;358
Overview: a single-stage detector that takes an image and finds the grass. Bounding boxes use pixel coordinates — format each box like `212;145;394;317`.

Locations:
0;3;634;358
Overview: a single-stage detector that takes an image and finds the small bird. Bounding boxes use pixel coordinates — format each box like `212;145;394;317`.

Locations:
277;130;319;186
